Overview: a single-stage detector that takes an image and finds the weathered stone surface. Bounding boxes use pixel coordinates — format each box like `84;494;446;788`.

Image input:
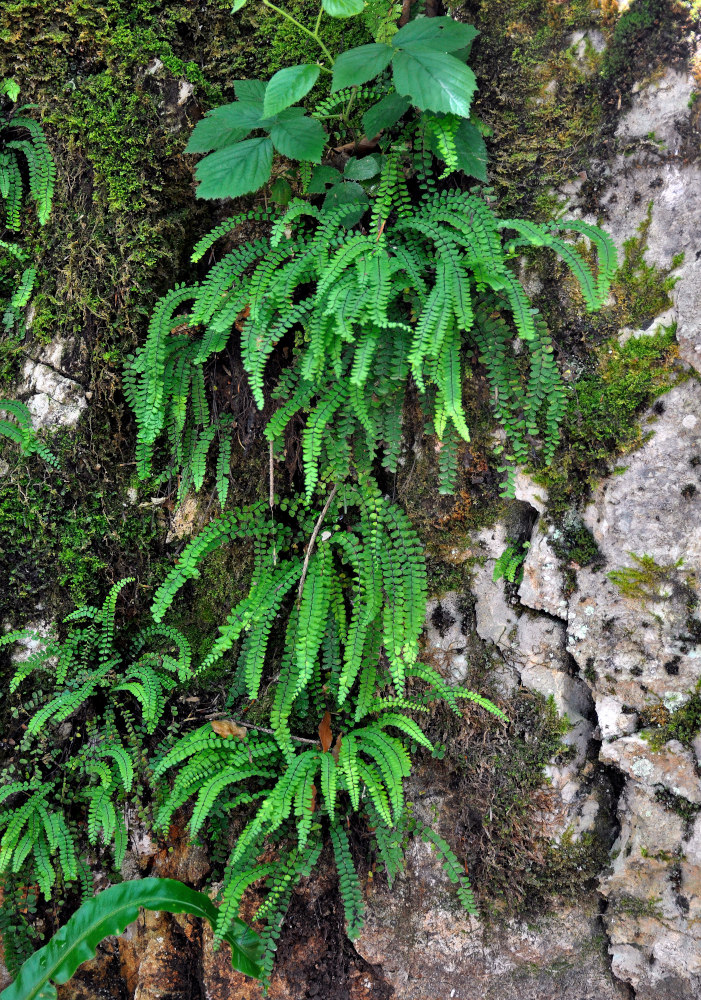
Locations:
566;382;701;737
601;736;701;803
518;522;567;619
356;840;627;1000
600;773;701;1000
599;69;701;373
17;339;87;428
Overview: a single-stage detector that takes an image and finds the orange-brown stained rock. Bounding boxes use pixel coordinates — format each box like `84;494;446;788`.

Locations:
201;920;266;1000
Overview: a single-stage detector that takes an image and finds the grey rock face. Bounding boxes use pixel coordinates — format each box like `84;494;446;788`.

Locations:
567;381;701;736
17;339;87;428
518;521;567;620
574;68;701;373
356;841;627;1000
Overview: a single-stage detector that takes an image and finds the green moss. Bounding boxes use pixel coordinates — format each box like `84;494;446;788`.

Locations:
608;552;683;602
55;72;169;214
537;327;683;510
642;683;701;749
654;787;701;825
0;432;168;618
251;0;371;79
601;0;688;87
611;894;664;919
614;202;683;327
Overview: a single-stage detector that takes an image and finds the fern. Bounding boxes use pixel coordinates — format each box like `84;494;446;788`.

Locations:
1;583;194;910
0;400;59;468
128;164;614;502
0;84;54;229
146;481;504;970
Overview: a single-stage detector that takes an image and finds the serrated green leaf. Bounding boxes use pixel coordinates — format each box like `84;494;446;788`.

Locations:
361;92;411;136
323;0;364;16
270;116;326;162
264;65;320;118
0;878;262;1000
322;181;368;226
231;0;246;9
234;80;266;101
270;177;292;205
453;119;487;181
185;102;263;153
193;137;273;200
392;16;478;52
331;44;394;92
307;164;341;193
392;49;476;117
344;155;382;180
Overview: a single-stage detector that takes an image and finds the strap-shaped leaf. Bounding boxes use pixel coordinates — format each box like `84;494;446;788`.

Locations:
0;878;263;999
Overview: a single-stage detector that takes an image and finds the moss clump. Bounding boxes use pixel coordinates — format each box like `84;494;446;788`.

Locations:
614;203;684;328
642;683;701;749
433;689;610;914
608;552;683;602
56;71;170;214
654;787;701;826
0;433;169;619
537;327;683;510
601;0;690;88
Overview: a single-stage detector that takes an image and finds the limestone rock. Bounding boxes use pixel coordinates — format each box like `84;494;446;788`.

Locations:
513;471;548;514
566;382;701;738
518;522;567;619
600;736;701;803
356;839;626;1000
17;339;87;428
600;774;701;1000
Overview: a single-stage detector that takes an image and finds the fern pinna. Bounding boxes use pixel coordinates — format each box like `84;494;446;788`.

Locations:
0;581;193;911
148;481;505;980
127;169;616;500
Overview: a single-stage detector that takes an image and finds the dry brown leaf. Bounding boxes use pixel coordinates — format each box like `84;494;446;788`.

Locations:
332;733;342;763
211;719;247;740
310;782;317;814
318;710;333;753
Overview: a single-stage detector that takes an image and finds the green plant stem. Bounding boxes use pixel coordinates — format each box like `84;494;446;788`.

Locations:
261;0;335;67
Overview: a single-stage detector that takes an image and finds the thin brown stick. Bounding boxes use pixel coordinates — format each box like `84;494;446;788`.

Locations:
269;441;274;510
297;484;338;602
207;714;319;746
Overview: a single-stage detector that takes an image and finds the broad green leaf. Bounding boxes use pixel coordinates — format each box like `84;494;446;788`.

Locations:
322;0;364;17
344;155;382;180
392;16;478;52
194;137;273;199
392;49;477;117
453;120;487;181
264;65;320;118
322;181;368;226
270;177;293;205
0;878;263;1000
307;164;341;193
231;0;247;9
331;44;394;92
234;80;267;101
185;102;263;153
270;116;326;162
362;92;411;136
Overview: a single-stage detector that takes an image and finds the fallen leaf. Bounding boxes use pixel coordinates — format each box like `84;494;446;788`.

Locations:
332;733;342;763
319;710;333;753
211;719;247;740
